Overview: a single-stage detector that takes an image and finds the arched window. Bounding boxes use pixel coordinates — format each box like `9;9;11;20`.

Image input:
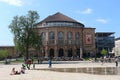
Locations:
75;32;80;45
67;32;72;44
41;32;46;45
58;31;64;45
49;31;55;44
49;31;55;39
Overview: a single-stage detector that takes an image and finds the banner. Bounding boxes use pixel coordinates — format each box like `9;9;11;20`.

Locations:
86;34;92;44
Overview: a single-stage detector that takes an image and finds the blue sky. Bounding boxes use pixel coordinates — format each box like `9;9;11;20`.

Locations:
0;0;120;46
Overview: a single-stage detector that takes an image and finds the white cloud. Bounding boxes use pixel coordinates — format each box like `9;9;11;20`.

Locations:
76;8;92;14
0;0;23;6
96;19;108;24
81;8;92;14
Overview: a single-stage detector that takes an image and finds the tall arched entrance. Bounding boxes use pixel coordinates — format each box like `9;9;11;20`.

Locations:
58;48;64;57
68;48;72;57
76;49;80;57
49;48;54;58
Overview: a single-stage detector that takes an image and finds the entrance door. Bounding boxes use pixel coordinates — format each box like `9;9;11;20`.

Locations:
58;48;64;57
68;48;72;57
49;49;54;58
76;49;80;57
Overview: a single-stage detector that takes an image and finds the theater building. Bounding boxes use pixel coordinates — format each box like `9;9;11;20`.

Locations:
36;12;96;59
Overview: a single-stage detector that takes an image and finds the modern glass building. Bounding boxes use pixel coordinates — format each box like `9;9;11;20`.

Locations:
95;32;115;57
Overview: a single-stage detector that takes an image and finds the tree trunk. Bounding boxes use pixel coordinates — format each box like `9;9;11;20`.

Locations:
25;31;30;61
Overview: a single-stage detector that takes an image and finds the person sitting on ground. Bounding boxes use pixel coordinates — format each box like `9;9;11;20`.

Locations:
20;67;25;74
10;68;20;75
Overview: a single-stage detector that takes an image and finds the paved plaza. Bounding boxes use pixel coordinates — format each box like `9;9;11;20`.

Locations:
0;61;120;80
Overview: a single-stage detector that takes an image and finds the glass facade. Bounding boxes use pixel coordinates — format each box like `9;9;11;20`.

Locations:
39;22;83;28
95;33;115;57
96;37;114;47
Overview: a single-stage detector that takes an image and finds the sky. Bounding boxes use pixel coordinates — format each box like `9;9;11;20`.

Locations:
0;0;120;46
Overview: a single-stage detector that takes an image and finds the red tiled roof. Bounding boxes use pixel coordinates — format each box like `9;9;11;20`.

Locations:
40;12;83;25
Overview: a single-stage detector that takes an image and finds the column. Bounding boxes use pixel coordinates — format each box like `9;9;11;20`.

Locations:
80;48;83;58
64;47;68;57
45;28;49;58
45;46;48;58
54;47;58;58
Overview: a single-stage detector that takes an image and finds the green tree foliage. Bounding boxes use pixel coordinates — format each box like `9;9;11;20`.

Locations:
9;10;41;60
0;50;9;60
30;30;42;52
101;48;107;57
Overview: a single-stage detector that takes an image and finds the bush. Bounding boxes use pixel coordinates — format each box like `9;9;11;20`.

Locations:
101;48;107;57
0;50;9;60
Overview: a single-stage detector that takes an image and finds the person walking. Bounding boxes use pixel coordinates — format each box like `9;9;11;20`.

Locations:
48;58;52;68
26;59;31;70
115;57;119;67
101;57;104;65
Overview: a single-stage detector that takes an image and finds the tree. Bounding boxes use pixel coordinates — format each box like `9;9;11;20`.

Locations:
9;10;41;60
101;48;107;57
0;50;9;60
30;29;42;58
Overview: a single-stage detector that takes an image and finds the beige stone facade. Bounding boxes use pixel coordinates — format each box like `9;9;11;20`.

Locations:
37;26;96;59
